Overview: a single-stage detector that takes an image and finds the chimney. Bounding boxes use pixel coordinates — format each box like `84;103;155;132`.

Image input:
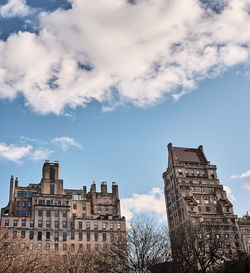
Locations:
82;186;87;194
112;182;119;197
9;176;14;203
101;182;107;194
91;182;96;192
15;177;18;188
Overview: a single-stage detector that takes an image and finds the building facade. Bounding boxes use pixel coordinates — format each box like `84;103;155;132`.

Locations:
238;214;250;254
1;161;126;252
163;143;241;259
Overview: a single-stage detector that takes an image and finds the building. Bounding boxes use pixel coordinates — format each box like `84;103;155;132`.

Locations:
162;143;241;259
0;161;126;252
238;213;250;254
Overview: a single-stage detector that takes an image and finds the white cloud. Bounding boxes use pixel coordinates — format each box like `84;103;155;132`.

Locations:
0;142;53;163
230;169;250;191
0;142;32;162
52;137;82;151
0;0;30;18
0;0;250;114
224;185;236;202
29;148;53;161
121;187;167;222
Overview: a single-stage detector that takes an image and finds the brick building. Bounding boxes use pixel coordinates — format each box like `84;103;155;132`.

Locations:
238;213;250;254
1;161;126;252
163;143;241;259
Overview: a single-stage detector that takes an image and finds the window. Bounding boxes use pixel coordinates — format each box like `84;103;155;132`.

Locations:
196;199;200;204
206;206;211;212
30;220;34;227
73;204;77;209
5;220;9;227
28;201;32;207
38;209;43;217
13;220;18;227
110;223;114;230
82;204;86;210
46;232;50;239
201;187;205;192
216;234;220;239
73;213;76;217
98;208;102;214
71;232;75;240
55;210;59;217
95;232;98;241
87;232;91;241
13;231;17;238
21;231;26;238
105;208;109;214
29;231;34;240
46;210;51;217
38;220;43;227
46;220;51;228
86;222;90;229
204;199;209;204
62;221;67;228
94;222;98;230
17;201;20;207
62;210;67;217
54;200;59;206
49;167;55;180
225;234;229;239
102;232;107;241
70;222;75;229
63;232;67;241
110;232;114;241
22;219;26;227
118;233;122;241
117;223;121;230
45;243;50;250
234;234;239;239
22;201;26;207
54;232;59;241
54;221;59;228
226;206;230;212
79;232;83;241
46;200;51;206
50;184;55;194
102;223;106;230
55;243;58;251
63;243;67;250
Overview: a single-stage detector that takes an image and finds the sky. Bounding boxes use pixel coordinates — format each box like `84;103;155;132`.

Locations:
0;0;250;222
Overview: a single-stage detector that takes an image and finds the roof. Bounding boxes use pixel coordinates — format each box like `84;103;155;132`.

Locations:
172;147;207;164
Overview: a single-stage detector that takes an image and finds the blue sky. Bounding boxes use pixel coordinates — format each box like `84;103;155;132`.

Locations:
0;0;250;220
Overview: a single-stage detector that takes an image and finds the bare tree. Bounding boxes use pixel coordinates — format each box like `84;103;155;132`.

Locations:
171;221;228;273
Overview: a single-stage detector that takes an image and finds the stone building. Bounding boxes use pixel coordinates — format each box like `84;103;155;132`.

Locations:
163;143;241;259
238;213;250;254
1;161;126;252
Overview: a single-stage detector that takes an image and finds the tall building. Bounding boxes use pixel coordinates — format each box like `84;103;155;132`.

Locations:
238;213;250;254
162;143;241;257
1;161;126;252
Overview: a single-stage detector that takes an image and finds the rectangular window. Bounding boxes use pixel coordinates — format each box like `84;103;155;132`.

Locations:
54;232;59;241
78;222;82;229
38;232;42;240
82;204;86;210
94;222;98;230
63;232;67;242
46;200;50;206
55;210;59;217
118;233;122;241
29;231;34;240
79;232;83;241
21;231;26;238
73;213;76;217
54;200;59;206
54;221;59;228
62;221;67;228
102;232;107;241
46;243;50;250
98;208;102;214
50;184;55;194
28;201;32;207
86;222;90;229
73;204;77;209
46;220;51;228
110;232;114;241
204;199;209;204
102;223;106;230
71;232;75;240
17;201;20;207
117;223;121;230
70;222;75;229
95;232;98;241
5;220;9;227
206;206;211;212
13;220;18;227
62;210;67;217
30;220;34;227
38;220;43;227
87;232;91;241
46;232;50;239
22;219;26;227
38;209;43;217
55;243;58;251
46;210;51;217
105;208;109;214
22;201;26;207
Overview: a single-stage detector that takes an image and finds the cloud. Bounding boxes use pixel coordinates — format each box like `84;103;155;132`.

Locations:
230;169;250;191
0;0;250;114
121;187;167;222
0;0;30;18
223;185;236;202
51;137;82;151
29;148;53;161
